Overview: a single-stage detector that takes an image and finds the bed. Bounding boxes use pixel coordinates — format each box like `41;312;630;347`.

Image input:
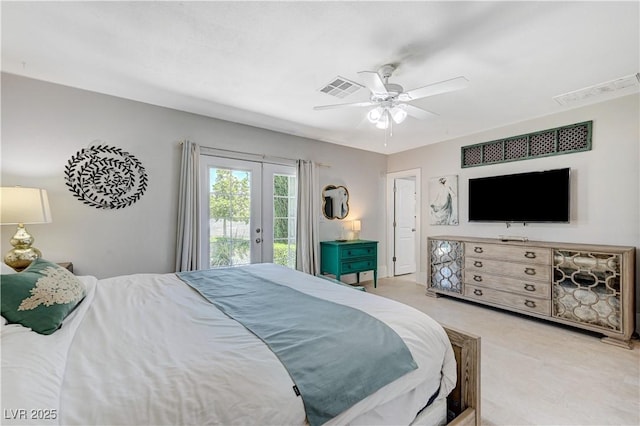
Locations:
1;261;479;425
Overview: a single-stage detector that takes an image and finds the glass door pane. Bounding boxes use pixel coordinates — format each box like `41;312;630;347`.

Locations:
262;163;297;269
272;173;297;268
209;168;250;266
200;156;261;268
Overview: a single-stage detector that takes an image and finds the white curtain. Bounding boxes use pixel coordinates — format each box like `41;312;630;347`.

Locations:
296;160;320;274
175;140;202;272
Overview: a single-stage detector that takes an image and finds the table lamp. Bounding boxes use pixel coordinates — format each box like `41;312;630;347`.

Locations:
1;187;52;270
351;220;361;240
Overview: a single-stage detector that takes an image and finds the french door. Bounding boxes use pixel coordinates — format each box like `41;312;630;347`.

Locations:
199;156;296;268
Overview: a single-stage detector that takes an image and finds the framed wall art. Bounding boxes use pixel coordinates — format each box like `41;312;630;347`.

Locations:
429;175;458;225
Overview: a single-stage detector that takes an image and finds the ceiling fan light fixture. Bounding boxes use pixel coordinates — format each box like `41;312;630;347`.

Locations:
375;110;390;129
367;106;383;123
390;106;408;124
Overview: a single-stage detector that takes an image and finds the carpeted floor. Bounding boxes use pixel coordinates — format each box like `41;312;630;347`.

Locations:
360;276;640;426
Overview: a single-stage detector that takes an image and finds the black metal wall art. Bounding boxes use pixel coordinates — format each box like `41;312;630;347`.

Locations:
64;144;148;209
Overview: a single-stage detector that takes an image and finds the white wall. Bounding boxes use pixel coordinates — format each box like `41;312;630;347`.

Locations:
388;93;640;327
1;73;387;278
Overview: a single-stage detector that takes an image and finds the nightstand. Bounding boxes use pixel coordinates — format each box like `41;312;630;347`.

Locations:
320;240;378;288
11;261;73;273
58;262;74;273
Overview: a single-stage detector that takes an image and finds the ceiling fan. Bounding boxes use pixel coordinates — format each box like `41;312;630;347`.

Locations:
314;64;468;129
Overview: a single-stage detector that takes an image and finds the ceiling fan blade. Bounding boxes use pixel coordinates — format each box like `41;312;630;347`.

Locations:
402;103;438;120
313;101;377;111
398;76;469;102
357;70;389;97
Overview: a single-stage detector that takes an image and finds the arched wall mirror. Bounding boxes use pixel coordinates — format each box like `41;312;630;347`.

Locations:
322;185;349;220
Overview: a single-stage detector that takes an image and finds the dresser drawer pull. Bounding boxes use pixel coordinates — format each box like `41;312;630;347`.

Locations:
473;289;483;296
473;275;483;282
348;251;352;255
524;267;536;276
524;284;536;292
524;300;537;308
473;260;483;268
524;251;537;259
473;247;483;254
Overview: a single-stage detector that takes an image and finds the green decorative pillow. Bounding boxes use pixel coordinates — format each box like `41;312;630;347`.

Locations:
1;258;86;335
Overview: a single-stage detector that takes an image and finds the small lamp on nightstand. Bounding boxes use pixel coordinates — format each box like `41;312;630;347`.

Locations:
1;187;52;270
351;220;361;240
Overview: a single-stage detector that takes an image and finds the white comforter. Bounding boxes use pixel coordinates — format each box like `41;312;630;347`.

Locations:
1;264;455;425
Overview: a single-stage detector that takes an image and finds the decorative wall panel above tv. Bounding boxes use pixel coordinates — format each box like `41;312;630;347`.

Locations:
461;121;592;168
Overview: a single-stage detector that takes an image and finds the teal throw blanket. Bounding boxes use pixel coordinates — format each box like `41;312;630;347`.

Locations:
177;267;417;426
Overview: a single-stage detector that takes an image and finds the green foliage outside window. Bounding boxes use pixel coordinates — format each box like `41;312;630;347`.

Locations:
209;169;250;238
273;174;296;268
210;237;250;267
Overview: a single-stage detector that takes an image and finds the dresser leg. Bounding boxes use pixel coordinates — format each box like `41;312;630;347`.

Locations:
374;270;377;288
601;336;634;349
426;288;441;298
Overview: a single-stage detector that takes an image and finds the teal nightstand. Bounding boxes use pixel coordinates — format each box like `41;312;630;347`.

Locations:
320;240;378;288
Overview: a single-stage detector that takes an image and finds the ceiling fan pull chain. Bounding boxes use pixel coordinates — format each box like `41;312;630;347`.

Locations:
384;123;389;147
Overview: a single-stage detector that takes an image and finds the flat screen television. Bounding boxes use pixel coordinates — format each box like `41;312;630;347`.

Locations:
468;168;570;223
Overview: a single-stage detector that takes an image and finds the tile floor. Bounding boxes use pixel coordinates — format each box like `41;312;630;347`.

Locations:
362;276;640;426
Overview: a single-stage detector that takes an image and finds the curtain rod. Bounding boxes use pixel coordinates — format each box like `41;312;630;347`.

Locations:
179;141;330;167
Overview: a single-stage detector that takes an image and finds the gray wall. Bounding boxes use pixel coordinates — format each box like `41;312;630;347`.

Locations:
1;73;387;278
388;93;640;329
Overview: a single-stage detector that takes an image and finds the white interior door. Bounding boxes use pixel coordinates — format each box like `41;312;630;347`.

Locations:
394;177;416;276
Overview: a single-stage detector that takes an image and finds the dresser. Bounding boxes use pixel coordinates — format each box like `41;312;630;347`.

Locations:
428;236;636;348
320;240;378;288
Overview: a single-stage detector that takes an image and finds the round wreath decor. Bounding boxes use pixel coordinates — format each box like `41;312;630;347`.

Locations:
64;144;148;209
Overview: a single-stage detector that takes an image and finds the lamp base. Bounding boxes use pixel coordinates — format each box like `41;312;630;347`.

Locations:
4;248;42;271
4;224;42;271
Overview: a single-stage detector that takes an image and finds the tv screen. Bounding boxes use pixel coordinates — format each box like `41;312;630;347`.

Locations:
468;168;570;223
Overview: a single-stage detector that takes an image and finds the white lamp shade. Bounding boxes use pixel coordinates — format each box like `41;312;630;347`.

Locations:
375;111;390;129
1;187;52;225
391;106;408;124
352;220;361;231
367;107;383;123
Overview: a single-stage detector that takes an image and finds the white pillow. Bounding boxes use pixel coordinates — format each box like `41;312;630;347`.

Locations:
1;262;17;274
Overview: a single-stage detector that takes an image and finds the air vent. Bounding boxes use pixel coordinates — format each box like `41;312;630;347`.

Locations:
319;76;363;99
461;121;592;168
553;73;640;105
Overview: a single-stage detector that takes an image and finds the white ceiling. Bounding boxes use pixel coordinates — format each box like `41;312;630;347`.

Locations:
2;1;639;155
